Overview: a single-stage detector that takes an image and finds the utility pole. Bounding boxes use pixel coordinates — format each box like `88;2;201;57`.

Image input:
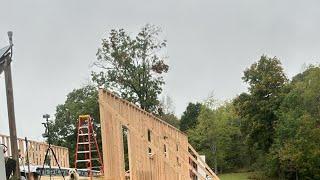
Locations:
4;31;20;178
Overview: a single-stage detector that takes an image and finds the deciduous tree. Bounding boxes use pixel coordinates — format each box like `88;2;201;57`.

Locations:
92;24;169;113
268;66;320;179
234;56;287;154
180;102;202;132
50;85;100;167
188;102;247;173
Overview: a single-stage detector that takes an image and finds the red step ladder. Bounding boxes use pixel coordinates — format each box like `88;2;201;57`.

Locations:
75;115;104;178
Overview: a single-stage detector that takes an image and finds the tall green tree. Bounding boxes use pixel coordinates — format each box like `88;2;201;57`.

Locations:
50;85;100;167
267;66;320;179
233;56;287;160
92;24;169;113
188;102;247;173
180;102;202;132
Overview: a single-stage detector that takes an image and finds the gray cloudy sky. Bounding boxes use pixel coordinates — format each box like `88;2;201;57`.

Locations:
0;0;319;141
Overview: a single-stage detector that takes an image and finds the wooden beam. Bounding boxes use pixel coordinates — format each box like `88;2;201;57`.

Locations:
4;56;20;178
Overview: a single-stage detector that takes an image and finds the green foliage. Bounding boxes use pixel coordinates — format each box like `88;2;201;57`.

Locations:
50;85;100;167
234;56;287;154
268;66;320;179
50;85;180;168
49;46;320;179
158;95;180;128
180;103;202;132
92;24;169;113
188;102;248;173
233;57;320;178
160;113;180;129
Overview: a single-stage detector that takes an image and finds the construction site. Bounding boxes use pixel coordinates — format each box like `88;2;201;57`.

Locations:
0;32;219;180
5;0;320;179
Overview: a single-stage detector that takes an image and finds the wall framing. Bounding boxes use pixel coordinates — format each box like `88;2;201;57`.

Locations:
0;134;69;167
99;89;219;180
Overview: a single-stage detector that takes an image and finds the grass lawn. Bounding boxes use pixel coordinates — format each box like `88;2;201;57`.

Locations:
219;172;253;180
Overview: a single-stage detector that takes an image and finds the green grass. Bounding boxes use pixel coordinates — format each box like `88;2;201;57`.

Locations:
219;172;253;180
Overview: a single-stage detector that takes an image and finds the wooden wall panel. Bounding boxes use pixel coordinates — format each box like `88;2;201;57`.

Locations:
0;134;69;167
99;89;219;180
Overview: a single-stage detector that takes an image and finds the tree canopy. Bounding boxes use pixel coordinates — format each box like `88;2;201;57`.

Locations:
92;24;169;113
188;102;247;173
234;56;288;154
180;102;202;132
267;66;320;179
50;85;100;167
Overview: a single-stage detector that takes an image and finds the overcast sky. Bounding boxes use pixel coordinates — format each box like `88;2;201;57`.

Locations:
0;0;319;141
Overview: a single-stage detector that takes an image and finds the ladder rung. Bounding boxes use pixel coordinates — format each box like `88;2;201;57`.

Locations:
77;151;90;153
77;150;97;154
78;142;90;145
79;126;89;129
78;142;95;145
76;160;90;162
92;158;101;161
79;133;89;136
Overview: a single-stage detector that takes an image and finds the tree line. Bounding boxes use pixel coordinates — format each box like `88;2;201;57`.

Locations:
50;25;320;179
183;57;320;179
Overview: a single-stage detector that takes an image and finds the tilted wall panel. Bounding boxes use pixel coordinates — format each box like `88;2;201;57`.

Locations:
99;89;219;180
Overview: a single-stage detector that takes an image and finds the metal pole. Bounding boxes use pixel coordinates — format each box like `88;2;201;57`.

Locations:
5;31;20;179
25;137;31;180
46;117;52;180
